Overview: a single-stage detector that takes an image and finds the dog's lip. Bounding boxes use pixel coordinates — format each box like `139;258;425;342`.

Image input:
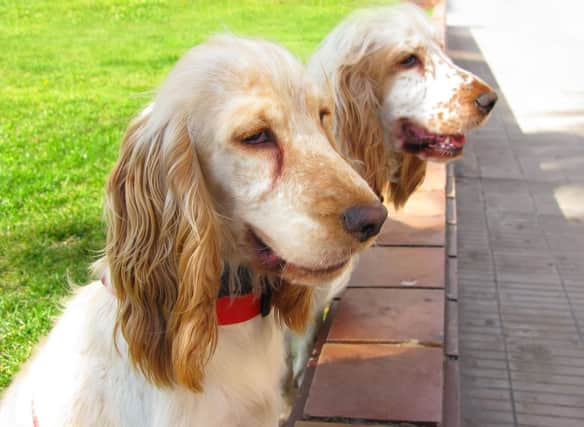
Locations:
398;120;466;158
248;229;286;271
247;228;350;276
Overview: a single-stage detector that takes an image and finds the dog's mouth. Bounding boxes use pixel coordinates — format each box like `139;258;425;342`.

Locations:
247;228;350;280
397;120;466;160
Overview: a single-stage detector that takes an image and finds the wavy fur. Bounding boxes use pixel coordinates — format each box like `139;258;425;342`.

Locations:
0;34;382;426
336;51;426;208
105;112;223;391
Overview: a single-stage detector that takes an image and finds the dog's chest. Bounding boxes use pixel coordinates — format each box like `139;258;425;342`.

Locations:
152;314;286;426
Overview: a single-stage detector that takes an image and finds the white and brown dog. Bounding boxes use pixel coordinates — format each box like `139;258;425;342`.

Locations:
289;3;497;385
0;35;385;427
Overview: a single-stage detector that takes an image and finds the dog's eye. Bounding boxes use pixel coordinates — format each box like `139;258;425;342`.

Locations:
400;54;420;68
242;130;272;145
319;108;330;124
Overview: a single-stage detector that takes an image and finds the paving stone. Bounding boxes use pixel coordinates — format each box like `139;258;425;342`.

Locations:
377;189;446;246
445;300;459;357
499;290;570;306
489;230;549;252
461;317;501;332
486;210;539;229
513;390;584;408
328;288;444;345
481;180;535;214
538;214;584;234
476;147;523;180
460;288;497;300
419;162;446;191
446;256;458;300
492;252;561;284
507;341;584;361
350;247;445;288
454;149;480;178
468;398;513;412
503;321;579;336
511;370;584;387
464;366;510;380
460;339;506;353
462;358;507;370
516;413;584;427
446;169;456;198
462;348;508;362
443;359;461;427
545;234;584;252
461;315;501;330
446;15;584;427
467;387;513;401
498;280;564;292
447;224;457;257
513;381;584;397
304;344;442;423
517;155;568;183
458;268;494;280
376;214;445;246
529;182;567;216
460;325;503;337
462;374;511;389
389;189;445;217
463;408;515;425
446;197;457;225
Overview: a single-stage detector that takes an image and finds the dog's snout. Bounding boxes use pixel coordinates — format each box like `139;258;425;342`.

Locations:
474;91;498;115
342;203;388;242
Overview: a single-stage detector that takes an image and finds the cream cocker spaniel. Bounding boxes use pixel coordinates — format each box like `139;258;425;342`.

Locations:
288;3;498;385
0;35;386;427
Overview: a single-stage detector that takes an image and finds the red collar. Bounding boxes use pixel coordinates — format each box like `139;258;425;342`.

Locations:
100;276;264;325
215;293;261;325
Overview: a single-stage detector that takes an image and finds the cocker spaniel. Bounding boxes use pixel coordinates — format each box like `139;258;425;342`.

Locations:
310;3;497;206
0;35;385;427
289;3;498;385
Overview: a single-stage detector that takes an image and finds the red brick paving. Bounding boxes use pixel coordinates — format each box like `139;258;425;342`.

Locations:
304;344;443;423
349;247;445;288
287;2;454;425
287;162;451;426
328;288;444;344
376;214;445;247
286;159;451;426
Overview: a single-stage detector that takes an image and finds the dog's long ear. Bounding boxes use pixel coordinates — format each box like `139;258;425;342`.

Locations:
336;55;427;210
104;111;222;392
336;56;391;201
388;152;427;209
272;282;314;334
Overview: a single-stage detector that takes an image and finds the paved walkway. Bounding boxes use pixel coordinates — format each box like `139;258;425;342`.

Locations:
448;1;584;426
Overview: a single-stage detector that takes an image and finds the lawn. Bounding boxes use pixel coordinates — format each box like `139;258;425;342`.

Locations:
0;0;399;390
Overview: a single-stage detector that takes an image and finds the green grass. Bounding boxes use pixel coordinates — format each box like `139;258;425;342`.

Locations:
0;0;400;390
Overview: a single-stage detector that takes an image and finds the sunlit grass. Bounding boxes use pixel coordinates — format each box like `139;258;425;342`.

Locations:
0;0;400;389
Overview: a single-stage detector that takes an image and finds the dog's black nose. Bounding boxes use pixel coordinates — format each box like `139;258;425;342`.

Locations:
475;91;498;114
342;203;388;242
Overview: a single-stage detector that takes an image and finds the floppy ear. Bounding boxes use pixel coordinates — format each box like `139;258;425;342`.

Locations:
336;54;427;210
272;282;314;334
336;56;391;201
104;111;222;392
388;152;427;209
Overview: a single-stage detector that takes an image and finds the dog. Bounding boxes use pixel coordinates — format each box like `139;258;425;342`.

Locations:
288;3;498;385
0;35;386;427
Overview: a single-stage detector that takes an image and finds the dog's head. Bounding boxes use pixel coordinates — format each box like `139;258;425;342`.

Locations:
309;3;497;206
102;35;384;391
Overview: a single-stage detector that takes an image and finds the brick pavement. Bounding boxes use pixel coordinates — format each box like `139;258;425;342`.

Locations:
287;163;450;426
448;25;584;427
